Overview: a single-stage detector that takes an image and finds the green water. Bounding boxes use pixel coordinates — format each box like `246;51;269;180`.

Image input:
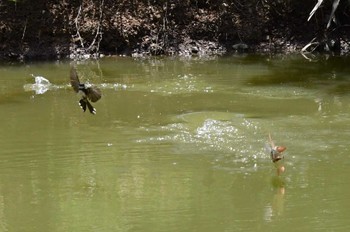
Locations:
1;55;350;231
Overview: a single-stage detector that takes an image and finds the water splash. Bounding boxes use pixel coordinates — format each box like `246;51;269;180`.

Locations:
137;112;268;173
23;74;132;95
23;75;54;94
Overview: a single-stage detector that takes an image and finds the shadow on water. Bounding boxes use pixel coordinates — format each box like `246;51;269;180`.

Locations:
246;55;350;94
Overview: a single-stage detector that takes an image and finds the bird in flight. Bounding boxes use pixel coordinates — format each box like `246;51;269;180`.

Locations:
70;67;101;114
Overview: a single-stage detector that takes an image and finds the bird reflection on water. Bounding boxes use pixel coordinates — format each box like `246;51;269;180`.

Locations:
263;133;287;221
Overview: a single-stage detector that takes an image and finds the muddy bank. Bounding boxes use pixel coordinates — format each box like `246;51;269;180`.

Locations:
1;0;350;61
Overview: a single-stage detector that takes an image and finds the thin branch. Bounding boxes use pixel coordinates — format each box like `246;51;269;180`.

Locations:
87;0;104;52
21;18;28;41
301;37;319;53
74;4;85;48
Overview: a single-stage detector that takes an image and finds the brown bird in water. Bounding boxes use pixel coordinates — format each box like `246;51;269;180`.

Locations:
70;67;101;114
266;134;287;175
267;133;286;163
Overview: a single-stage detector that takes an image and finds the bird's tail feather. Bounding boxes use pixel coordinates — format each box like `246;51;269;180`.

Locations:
79;99;87;112
86;100;96;114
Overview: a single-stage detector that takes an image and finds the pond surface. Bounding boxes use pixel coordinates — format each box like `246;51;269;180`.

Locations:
1;55;350;231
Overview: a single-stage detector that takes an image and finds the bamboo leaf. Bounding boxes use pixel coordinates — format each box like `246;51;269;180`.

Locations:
327;0;340;28
308;0;324;21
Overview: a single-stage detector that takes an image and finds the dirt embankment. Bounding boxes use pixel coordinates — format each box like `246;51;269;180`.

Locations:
1;0;350;61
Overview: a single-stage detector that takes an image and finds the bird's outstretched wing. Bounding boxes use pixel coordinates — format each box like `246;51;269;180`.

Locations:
268;133;275;148
70;67;80;93
86;86;102;102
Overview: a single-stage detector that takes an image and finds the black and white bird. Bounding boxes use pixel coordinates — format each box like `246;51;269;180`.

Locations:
70;67;101;114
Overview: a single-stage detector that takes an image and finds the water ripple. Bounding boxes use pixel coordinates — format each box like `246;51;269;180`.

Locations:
137;112;269;173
